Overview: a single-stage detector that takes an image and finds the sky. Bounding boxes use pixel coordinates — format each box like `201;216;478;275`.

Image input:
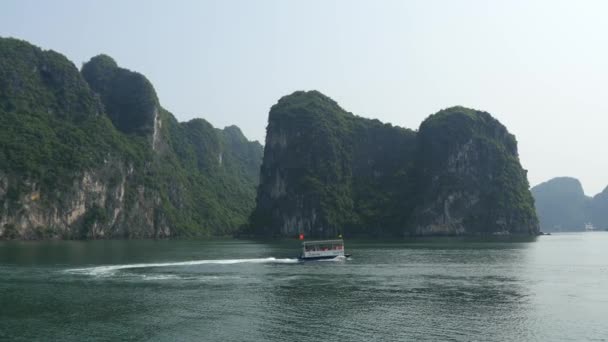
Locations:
1;0;607;195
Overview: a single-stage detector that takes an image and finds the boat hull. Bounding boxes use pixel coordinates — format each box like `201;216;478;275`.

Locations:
298;254;351;261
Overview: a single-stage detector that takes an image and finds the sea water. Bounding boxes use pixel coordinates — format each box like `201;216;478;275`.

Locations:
1;233;607;341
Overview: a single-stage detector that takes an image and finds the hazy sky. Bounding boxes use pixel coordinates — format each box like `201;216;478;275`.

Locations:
1;0;607;195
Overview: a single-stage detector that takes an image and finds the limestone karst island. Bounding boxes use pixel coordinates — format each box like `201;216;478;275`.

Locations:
0;38;538;240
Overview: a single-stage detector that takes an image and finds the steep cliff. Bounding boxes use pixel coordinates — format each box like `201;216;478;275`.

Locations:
410;107;538;235
249;91;416;237
82;54;159;137
0;37;262;239
531;177;591;231
250;92;539;237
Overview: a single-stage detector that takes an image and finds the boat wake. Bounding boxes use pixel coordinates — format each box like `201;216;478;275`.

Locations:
64;257;299;276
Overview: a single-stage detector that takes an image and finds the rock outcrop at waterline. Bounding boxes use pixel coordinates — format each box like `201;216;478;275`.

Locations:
249;91;539;237
0;37;262;239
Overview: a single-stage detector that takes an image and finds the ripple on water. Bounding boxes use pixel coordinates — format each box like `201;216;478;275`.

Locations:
3;235;608;341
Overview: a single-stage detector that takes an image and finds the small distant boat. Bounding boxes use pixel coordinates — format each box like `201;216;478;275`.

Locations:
298;239;351;261
585;223;596;231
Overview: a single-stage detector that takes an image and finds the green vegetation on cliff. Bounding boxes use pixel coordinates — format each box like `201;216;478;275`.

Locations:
250;92;539;237
249;91;416;237
411;107;538;235
0;38;139;195
153;114;263;236
0;37;262;239
82;54;159;135
0;37;541;239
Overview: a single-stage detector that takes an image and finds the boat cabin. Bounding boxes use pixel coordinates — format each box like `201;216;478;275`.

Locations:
300;239;345;260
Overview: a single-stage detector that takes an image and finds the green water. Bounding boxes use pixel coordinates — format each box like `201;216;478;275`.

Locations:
1;233;607;341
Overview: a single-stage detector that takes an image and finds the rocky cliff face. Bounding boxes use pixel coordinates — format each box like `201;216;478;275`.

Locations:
249;91;417;238
250;92;539;237
82;54;160;138
0;160;167;239
0;37;262;239
410;107;538;235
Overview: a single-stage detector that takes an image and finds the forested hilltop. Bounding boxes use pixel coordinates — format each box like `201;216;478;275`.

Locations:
0;38;540;240
249;91;539;237
531;177;608;231
0;37;262;239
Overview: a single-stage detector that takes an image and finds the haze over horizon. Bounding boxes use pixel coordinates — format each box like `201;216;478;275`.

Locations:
2;0;606;195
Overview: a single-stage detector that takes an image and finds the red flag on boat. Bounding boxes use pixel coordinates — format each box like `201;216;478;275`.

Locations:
299;233;304;240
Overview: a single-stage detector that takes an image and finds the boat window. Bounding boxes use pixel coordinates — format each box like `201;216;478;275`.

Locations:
303;240;344;253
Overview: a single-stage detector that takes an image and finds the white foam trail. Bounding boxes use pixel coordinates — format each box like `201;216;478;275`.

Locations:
143;275;247;282
141;274;182;281
317;255;348;262
65;257;299;276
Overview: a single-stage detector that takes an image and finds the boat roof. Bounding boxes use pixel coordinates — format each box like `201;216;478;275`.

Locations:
302;239;344;246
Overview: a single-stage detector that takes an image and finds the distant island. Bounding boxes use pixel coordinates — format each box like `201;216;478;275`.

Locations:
0;37;539;239
532;177;608;232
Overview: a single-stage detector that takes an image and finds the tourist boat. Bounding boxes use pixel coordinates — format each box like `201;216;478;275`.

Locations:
298;239;351;261
585;223;596;231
